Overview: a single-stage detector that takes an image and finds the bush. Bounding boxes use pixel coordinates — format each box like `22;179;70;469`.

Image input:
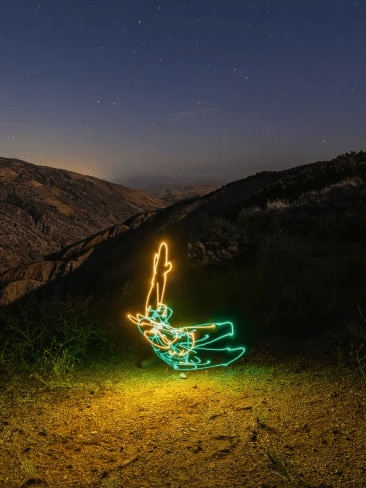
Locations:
0;294;115;375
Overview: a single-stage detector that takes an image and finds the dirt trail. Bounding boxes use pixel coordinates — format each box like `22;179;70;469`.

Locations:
0;360;365;487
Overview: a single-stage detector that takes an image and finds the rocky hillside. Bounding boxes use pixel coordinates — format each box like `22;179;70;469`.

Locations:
0;158;165;273
1;151;366;348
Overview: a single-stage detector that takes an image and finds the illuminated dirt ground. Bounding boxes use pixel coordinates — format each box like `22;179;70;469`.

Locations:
0;358;365;488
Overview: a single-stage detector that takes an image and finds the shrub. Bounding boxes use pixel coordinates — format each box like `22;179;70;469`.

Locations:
0;294;114;374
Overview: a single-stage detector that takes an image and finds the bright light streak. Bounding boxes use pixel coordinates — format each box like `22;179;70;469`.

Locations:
128;242;246;370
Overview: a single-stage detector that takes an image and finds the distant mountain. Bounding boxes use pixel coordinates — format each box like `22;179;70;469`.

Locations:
122;174;224;189
0;158;165;273
142;183;222;204
1;151;366;346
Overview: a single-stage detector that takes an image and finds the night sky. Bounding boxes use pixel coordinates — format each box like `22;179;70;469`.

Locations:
1;0;365;186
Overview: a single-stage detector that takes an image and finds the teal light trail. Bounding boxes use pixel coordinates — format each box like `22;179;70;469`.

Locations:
128;242;246;370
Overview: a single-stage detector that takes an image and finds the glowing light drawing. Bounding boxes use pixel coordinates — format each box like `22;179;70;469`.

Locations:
128;242;246;370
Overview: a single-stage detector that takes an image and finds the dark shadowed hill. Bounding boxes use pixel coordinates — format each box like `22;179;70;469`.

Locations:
141;183;222;204
1;151;366;346
0;157;165;273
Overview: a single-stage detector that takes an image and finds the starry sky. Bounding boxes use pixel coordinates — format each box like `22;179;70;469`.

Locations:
1;1;365;186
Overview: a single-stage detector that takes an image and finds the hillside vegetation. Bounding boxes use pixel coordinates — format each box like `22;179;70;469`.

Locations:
1;151;366;372
1;152;366;488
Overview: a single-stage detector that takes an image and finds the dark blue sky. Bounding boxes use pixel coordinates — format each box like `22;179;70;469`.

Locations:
1;0;365;185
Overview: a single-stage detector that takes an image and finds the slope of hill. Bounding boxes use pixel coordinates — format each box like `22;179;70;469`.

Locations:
1;153;366;488
1;151;366;344
142;183;222;204
0;152;366;333
0;158;165;273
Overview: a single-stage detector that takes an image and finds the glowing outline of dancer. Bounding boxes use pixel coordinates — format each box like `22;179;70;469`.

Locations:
128;242;245;370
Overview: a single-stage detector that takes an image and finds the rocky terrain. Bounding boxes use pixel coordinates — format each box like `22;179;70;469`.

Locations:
0;157;165;274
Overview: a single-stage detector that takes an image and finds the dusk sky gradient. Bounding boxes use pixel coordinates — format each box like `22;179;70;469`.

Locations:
1;0;365;185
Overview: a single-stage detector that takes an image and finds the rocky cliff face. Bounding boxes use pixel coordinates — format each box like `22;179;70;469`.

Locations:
0;158;165;273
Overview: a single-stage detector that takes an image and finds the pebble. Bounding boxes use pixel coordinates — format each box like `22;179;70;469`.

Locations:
180;372;188;379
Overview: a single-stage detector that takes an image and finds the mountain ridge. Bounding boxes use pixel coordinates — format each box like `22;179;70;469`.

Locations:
0;157;165;274
1;151;366;319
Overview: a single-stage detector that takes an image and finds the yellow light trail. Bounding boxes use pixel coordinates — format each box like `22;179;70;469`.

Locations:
128;242;245;370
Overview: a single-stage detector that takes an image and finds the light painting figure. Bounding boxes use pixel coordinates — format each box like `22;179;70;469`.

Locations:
128;242;246;370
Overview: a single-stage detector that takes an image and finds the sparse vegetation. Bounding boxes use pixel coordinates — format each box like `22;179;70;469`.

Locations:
19;457;37;482
0;152;365;377
265;447;306;487
187;216;241;265
0;294;120;378
182;152;366;344
346;307;366;384
1;151;366;486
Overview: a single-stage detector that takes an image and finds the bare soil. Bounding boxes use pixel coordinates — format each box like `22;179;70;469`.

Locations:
0;357;365;488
